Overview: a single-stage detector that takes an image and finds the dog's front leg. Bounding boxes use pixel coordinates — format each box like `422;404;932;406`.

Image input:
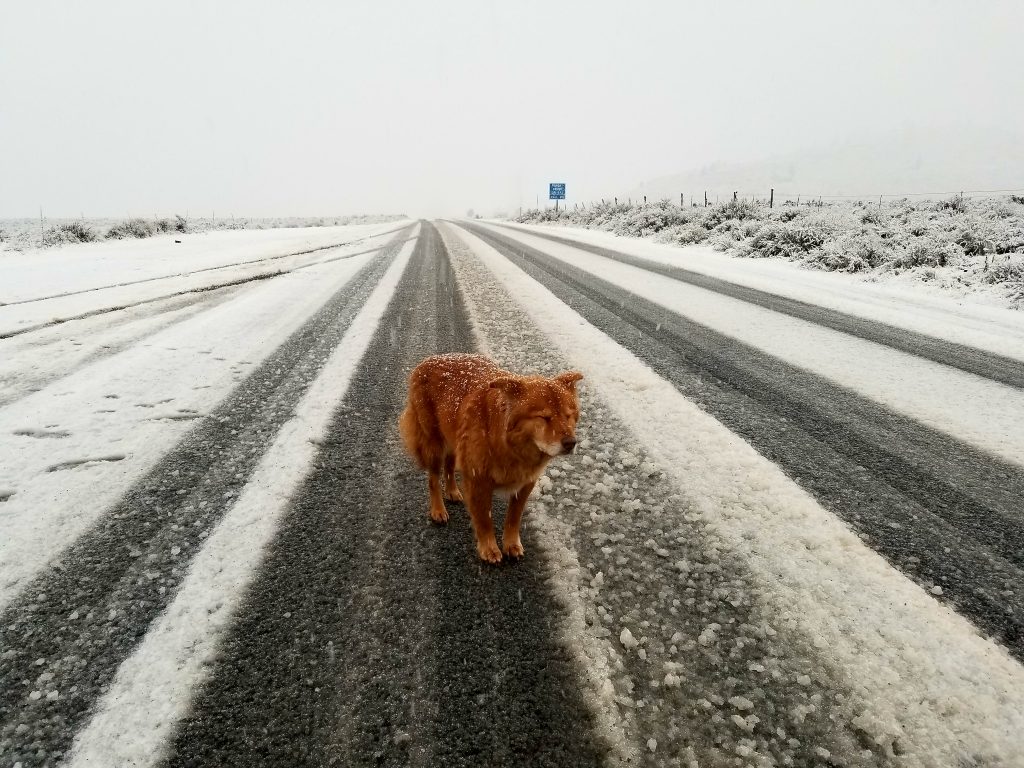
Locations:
502;480;535;559
464;478;502;564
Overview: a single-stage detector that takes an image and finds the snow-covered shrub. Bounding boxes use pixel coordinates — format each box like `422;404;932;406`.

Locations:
746;221;832;259
107;218;156;239
809;231;893;272
985;256;1024;284
42;222;98;246
859;206;888;226
612;200;690;237
953;226;987;256
703;198;761;228
666;223;710;245
893;234;965;268
935;196;968;214
175;214;189;233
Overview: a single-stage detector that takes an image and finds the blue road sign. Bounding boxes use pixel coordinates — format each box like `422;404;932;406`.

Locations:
549;183;566;200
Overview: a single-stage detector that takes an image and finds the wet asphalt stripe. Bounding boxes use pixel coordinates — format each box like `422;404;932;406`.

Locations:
494;223;1024;391
1;223;410;307
0;238;414;341
463;223;1024;657
162;222;610;768
0;230;411;768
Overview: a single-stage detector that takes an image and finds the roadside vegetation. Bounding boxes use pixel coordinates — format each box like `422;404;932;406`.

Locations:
516;196;1024;305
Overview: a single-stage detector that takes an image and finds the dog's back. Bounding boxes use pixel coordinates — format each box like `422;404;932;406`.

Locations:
398;353;499;471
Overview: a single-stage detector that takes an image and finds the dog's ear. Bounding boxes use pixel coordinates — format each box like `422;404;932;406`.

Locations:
490;377;524;398
554;371;584;390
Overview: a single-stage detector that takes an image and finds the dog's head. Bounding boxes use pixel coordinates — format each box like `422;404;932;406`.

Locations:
490;371;583;456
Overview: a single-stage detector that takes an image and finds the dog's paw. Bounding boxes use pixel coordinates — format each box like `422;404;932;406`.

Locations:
502;539;525;559
429;506;449;524
444;485;464;503
477;540;503;564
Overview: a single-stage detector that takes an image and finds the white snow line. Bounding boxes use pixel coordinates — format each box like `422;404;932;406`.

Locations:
449;223;1024;767
64;230;418;768
480;222;1024;468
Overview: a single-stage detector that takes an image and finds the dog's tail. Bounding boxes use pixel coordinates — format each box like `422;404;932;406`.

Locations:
398;402;426;468
398;377;439;471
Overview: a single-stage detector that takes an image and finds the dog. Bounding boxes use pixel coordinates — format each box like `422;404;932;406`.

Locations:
399;353;583;563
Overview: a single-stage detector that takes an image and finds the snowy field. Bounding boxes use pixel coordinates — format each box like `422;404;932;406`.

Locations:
2;220;1023;767
0;214;405;252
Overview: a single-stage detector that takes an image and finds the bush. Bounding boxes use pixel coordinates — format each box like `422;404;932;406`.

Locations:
810;231;893;272
668;223;710;245
42;222;98;246
893;235;965;268
953;227;987;256
935;196;968;214
747;221;831;259
612;200;690;237
107;218;156;239
703;198;761;228
175;214;189;233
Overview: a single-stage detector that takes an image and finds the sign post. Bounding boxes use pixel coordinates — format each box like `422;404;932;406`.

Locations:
549;182;565;212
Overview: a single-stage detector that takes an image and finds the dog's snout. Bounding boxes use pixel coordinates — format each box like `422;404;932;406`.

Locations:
561;438;577;454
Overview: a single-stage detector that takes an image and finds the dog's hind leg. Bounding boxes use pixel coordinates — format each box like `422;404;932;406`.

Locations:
501;480;535;559
443;453;463;502
427;466;448;524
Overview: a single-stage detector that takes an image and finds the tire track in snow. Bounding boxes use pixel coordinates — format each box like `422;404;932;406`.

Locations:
0;230;410;768
496;223;1024;390
464;222;1024;658
0;284;247;408
159;222;610;767
1;223;410;307
0;236;416;341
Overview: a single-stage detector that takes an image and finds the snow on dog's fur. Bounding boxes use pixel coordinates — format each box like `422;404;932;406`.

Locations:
399;353;582;563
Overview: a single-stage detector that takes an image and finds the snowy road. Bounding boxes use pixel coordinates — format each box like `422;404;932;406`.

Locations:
1;220;1022;767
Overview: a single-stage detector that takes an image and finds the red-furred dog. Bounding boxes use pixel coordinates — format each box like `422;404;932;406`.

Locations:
399;353;583;563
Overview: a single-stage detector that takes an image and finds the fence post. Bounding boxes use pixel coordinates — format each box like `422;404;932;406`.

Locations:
704;191;708;207
770;188;774;209
643;195;647;204
680;193;684;207
733;191;738;202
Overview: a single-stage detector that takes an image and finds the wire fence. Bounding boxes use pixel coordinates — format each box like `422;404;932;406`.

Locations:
544;186;1024;212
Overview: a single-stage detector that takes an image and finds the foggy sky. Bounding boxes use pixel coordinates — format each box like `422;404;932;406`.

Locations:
1;0;1021;218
